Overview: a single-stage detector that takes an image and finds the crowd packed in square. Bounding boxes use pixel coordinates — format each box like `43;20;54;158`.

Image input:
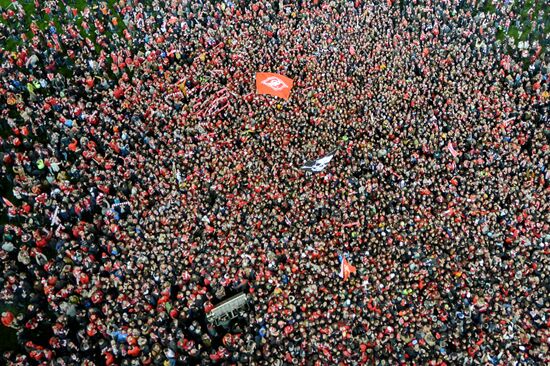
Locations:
0;0;548;365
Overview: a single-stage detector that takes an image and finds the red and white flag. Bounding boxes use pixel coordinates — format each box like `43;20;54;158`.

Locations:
342;221;360;228
448;141;459;158
284;215;292;226
256;72;294;100
2;197;14;207
339;256;356;281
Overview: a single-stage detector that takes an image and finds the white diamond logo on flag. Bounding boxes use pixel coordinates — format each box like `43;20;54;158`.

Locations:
261;76;289;91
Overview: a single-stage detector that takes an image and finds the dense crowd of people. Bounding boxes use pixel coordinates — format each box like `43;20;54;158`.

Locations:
0;0;548;365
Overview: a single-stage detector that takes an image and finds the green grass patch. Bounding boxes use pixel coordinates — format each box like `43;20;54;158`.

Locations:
0;0;124;52
520;0;534;19
519;23;533;41
496;28;506;42
483;0;496;13
508;24;520;42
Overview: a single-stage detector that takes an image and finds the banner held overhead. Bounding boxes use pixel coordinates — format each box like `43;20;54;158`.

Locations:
256;72;294;100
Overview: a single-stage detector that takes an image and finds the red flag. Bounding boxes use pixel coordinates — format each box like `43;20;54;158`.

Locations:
256;72;294;100
339;257;356;281
2;197;14;207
